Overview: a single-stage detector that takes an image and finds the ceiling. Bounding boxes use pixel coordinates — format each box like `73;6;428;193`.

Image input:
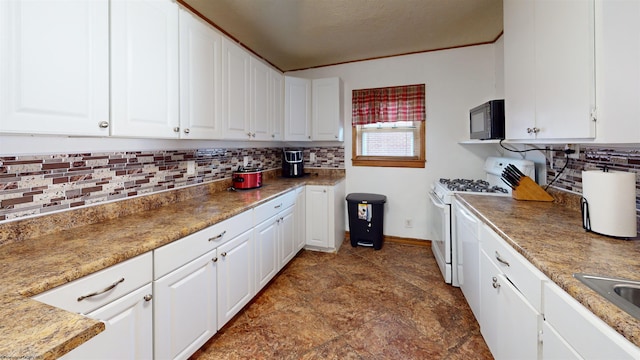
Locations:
180;0;504;72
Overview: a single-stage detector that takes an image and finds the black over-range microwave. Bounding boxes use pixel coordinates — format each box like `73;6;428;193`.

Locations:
469;99;505;140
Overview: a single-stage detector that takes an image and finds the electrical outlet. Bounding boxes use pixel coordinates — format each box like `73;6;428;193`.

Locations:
243;156;249;167
186;161;196;175
565;144;580;159
404;219;413;228
310;152;316;162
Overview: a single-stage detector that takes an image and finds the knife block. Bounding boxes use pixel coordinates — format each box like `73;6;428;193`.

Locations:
512;176;554;202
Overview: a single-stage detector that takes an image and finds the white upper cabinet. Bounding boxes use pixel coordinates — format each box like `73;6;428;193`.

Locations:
270;69;284;141
110;0;180;138
594;0;640;143
250;57;271;140
178;7;222;139
312;77;344;141
0;0;109;136
221;38;251;140
284;76;312;141
504;0;596;141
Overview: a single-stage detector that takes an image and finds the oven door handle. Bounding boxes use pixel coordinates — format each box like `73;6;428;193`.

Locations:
428;191;446;209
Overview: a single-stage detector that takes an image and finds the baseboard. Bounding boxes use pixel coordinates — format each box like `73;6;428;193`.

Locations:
344;231;431;247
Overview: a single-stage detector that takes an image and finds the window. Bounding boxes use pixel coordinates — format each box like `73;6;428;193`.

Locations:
351;84;425;168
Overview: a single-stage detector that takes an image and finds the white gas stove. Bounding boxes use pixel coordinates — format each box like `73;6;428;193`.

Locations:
428;157;535;286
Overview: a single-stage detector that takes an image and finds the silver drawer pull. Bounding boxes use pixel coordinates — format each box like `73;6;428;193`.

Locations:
77;277;125;302
209;231;227;241
495;251;510;267
274;204;282;209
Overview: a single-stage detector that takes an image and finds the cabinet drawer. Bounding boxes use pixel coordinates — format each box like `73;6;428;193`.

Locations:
480;224;544;312
33;252;152;315
544;281;640;359
254;190;296;225
154;209;252;279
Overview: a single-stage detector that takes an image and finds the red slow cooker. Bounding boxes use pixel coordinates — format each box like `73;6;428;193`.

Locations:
232;167;263;189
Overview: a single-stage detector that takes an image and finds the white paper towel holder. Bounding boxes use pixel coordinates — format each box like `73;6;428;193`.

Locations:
581;166;638;239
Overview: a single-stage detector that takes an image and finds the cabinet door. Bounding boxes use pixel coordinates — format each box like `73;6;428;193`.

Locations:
504;0;595;140
497;271;540;359
503;0;536;140
254;216;279;291
154;249;217;360
62;284;153;360
305;186;329;248
178;8;222;139
0;0;109;136
270;70;284;140
250;57;271;140
284;76;311;141
480;249;540;360
217;229;254;329
111;0;179;138
533;0;595;139
480;249;501;356
295;187;306;251
455;200;481;320
279;205;296;267
312;77;343;141
542;321;583;360
222;38;251;140
594;0;640;143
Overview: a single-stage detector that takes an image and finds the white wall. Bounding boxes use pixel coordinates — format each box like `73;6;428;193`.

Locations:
288;43;506;241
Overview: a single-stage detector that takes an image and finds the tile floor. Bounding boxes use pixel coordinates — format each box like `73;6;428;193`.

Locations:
191;241;493;359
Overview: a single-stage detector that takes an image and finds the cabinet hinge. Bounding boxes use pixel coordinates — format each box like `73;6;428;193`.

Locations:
590;108;597;122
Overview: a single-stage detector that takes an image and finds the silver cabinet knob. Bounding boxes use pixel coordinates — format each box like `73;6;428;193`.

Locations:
173;127;180;133
212;257;218;263
492;277;500;289
144;294;153;302
221;252;227;257
184;128;190;134
98;121;109;129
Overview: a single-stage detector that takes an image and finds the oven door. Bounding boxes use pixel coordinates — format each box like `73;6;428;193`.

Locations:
428;191;452;284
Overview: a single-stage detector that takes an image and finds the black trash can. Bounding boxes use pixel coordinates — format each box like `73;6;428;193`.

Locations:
346;193;387;250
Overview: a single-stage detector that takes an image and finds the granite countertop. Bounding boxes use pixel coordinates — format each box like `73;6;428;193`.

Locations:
456;193;640;348
0;174;344;359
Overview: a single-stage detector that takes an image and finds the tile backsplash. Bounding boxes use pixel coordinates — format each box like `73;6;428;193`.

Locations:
0;146;345;221
547;145;640;230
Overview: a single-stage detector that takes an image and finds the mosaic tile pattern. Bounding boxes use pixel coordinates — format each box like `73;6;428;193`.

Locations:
547;145;640;229
0;146;345;221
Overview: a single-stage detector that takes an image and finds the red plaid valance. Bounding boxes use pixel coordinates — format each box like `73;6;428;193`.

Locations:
352;84;425;125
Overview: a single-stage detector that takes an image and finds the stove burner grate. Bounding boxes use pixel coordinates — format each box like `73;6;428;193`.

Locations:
439;178;508;193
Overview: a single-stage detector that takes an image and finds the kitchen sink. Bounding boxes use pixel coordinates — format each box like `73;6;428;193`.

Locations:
574;273;640;320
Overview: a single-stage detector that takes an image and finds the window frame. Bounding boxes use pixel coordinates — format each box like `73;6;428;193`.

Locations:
351;121;425;168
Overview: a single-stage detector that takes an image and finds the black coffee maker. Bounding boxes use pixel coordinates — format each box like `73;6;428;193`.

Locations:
282;150;304;177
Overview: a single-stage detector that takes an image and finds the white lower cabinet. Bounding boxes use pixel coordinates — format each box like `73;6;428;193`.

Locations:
254;215;279;291
453;198;481;320
153;249;217;360
62;284;153;360
294;187;306;251
278;205;296;268
479;223;543;360
217;228;255;329
254;190;297;291
480;249;541;359
305;180;345;252
32;188;310;359
33;253;153;360
543;281;640;359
